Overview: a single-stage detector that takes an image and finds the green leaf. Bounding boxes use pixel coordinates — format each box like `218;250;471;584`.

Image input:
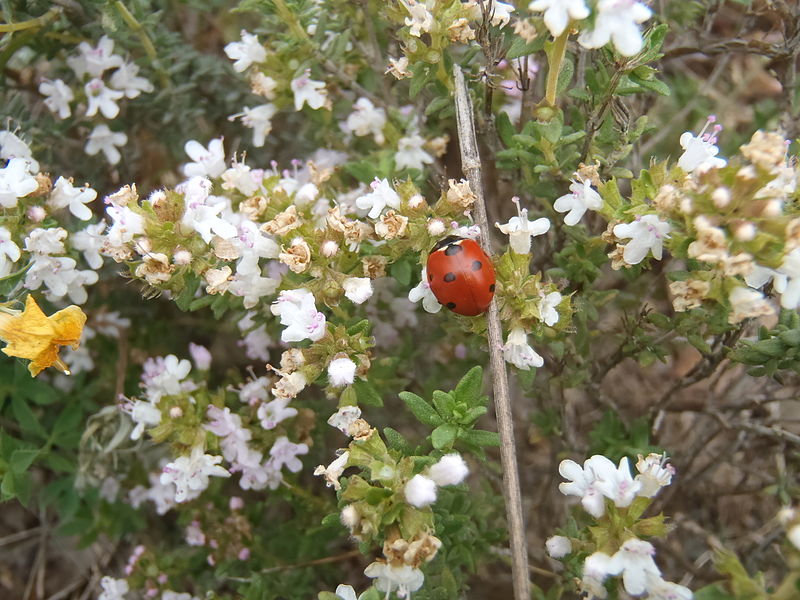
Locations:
461;429;500;447
390;259;413;287
693;585;736;600
454;366;483;405
174;273;200;312
424;96;451;116
556;57;574;96
10;448;39;473
496;111;516;147
400;392;443;427
11;397;46;439
431;391;454;418
431;424;458;450
383;427;410;454
354;380;383;407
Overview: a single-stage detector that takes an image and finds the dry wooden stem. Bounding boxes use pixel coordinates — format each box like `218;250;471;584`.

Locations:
453;65;530;600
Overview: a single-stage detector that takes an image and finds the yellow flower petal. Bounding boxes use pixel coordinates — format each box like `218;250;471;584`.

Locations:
0;295;87;377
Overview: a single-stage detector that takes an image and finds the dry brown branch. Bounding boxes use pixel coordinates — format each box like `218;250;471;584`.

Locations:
453;64;530;600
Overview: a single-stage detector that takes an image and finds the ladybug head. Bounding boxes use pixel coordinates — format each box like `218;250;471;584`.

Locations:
429;235;464;254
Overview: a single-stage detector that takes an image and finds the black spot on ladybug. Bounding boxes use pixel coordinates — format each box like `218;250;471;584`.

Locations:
489;284;496;292
428;272;433;281
444;272;456;282
446;302;457;309
471;260;482;271
444;244;463;256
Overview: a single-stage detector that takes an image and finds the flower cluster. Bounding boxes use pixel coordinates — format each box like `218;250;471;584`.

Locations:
39;36;153;164
550;453;690;599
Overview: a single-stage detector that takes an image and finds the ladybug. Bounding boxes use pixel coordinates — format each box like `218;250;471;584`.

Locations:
426;235;496;316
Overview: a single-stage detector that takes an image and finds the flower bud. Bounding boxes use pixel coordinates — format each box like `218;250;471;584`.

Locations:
321;240;339;257
341;504;360;529
428;454;469;486
545;535;572;559
173;249;192;265
169;406;183;419
404;474;437;508
328;356;357;387
427;219;446;236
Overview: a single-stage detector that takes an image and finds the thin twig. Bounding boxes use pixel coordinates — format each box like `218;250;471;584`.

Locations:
224;549;363;582
453;65;530;600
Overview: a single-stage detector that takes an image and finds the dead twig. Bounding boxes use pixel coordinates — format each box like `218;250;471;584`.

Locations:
453;65;530;600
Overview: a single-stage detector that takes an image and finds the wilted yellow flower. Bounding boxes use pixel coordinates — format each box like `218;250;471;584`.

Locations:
0;295;87;376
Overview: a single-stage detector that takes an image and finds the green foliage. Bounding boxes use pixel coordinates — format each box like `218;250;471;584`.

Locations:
400;367;499;457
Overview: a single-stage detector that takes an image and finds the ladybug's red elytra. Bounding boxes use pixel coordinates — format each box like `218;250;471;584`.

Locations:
426;235;496;316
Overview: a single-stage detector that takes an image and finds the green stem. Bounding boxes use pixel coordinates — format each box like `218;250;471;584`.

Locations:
0;7;59;33
113;1;169;89
544;29;570;107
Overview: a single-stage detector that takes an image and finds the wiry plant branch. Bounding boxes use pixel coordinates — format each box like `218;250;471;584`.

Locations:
453;64;530;600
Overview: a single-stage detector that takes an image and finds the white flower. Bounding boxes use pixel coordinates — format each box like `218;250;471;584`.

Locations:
600;538;661;596
554;179;603;225
39;78;74;119
0;130;39;172
342;276;373;304
334;584;358;600
230;271;279;310
251;72;277;99
344;97;386;144
745;263;787;294
188;342;212;370
528;0;590;37
110;61;154;98
613;215;671;265
408;267;443;313
645;573;693;600
123;399;162;440
577;0;653;57
0;157;38;208
540;291;562;326
503;327;544;370
355;178;401;219
404;473;437;507
70;221;106;269
105;205;144;246
224;30;267;72
141;354;192;402
178;177;237;243
428;453;469;486
160;446;230;503
559;455;641;517
291;71;327;110
495;197;551;254
777;248;800;309
269;435;309;472
49;176;97;221
788;525;800;550
678;116;727;173
489;1;515;27
98;576;129;600
634;453;675;498
24;227;67;255
84;78;124;119
0;227;21;277
327;405;362;435
257;397;298;430
234;219;280;276
229;104;277;147
314;450;350;490
728;286;774;323
403;0;433;37
364;562;424;599
395;134;434;171
85;125;128;165
328;357;357;387
591;456;640;508
271;288;327;343
182;138;226;178
67;35;123;78
546;535;573;559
